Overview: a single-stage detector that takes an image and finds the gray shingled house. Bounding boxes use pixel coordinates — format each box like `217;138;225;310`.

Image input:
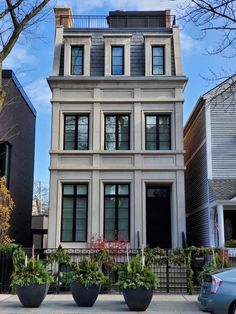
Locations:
184;76;236;247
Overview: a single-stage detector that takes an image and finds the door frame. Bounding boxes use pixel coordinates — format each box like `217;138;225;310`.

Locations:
142;180;175;248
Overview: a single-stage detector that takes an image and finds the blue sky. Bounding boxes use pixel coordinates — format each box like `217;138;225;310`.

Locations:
3;0;236;187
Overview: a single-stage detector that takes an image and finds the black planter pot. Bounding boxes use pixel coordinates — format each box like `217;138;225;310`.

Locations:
16;284;49;307
123;287;153;311
71;282;100;307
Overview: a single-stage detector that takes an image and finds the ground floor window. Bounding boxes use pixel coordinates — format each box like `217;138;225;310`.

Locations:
61;184;88;242
0;142;11;185
104;183;130;241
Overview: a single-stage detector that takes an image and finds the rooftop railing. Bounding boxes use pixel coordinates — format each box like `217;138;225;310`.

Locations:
59;14;176;29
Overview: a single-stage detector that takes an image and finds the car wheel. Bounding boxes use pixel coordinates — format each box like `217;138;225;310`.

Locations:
229;301;236;314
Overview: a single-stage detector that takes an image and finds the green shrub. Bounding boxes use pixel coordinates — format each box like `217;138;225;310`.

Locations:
117;255;159;290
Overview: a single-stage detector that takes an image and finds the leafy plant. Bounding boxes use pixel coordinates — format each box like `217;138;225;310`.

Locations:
117;255;159;290
70;257;108;287
0;242;18;254
0;177;14;243
225;239;236;248
11;247;53;288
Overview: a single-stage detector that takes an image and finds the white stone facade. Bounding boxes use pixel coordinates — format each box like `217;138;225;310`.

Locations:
47;9;187;249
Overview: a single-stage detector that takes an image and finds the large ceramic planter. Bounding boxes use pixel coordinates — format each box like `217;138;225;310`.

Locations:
123;287;153;311
71;282;100;306
16;283;49;307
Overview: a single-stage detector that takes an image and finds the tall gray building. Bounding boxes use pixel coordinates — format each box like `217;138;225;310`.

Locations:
47;8;187;249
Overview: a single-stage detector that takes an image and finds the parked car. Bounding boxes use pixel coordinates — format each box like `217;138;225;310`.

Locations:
198;267;236;314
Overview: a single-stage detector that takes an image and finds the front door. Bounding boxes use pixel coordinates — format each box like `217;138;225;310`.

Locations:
146;186;171;248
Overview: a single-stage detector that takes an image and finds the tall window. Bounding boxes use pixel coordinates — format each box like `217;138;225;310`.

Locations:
64;115;89;150
104;184;130;241
105;115;129;150
145;115;171;150
111;46;124;75
61;184;88;242
71;46;83;75
152;46;164;75
0;142;11;185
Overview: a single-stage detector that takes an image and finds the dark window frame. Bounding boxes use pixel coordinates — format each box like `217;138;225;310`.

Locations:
104;114;130;150
111;46;124;75
71;46;84;75
104;183;130;241
61;183;88;243
145;114;171;150
64;114;89;150
152;46;165;75
0;142;11;187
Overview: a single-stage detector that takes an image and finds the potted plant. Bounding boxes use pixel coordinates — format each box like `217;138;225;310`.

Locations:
69;257;107;307
11;247;53;307
117;255;159;311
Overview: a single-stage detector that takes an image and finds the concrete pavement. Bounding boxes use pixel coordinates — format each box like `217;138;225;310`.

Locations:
0;294;204;313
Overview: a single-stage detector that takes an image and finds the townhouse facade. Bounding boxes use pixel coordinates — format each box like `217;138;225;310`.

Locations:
47;8;187;249
184;76;236;247
0;70;36;246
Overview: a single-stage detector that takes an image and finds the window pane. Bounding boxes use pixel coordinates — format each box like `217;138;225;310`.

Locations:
75;230;86;242
146;133;156;142
153;47;163;57
105;218;115;230
62;230;73;241
105;185;116;195
146;116;156;125
62;183;88;242
112;47;123;56
106;123;116;133
72;47;83;57
112;66;123;75
118;218;129;230
71;47;83;75
146;142;157;150
153;66;164;75
105;230;115;241
118;185;129;195
112;47;124;75
106;133;116;142
105;142;116;150
105;197;115;209
76;185;87;195
118;230;128;241
159;116;170;125
118;141;129;150
159;142;170;150
63;185;74;195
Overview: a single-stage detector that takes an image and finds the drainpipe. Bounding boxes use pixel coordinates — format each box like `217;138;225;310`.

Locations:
217;205;225;247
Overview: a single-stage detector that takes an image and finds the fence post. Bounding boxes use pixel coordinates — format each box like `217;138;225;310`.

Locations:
166;249;170;293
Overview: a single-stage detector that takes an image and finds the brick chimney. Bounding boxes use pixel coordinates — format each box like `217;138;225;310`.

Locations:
165;9;171;28
54;7;73;28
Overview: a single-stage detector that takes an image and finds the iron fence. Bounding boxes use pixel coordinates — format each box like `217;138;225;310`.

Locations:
59;15;176;29
1;248;236;294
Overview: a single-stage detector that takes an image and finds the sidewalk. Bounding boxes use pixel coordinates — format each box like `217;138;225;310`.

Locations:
0;294;203;313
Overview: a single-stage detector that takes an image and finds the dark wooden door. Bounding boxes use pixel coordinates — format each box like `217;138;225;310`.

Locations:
146;186;171;248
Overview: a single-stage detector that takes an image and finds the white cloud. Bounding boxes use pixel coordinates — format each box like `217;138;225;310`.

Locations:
180;32;198;55
25;79;51;112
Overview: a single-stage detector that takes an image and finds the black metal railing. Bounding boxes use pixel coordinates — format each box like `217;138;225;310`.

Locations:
59;15;176;29
2;247;235;294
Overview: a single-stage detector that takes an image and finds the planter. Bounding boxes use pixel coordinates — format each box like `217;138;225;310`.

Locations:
123;287;153;311
16;283;49;307
71;282;100;306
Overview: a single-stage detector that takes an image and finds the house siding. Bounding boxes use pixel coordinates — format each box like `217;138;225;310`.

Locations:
209;86;236;179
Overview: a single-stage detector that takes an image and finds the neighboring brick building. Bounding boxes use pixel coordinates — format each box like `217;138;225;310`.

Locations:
47;8;187;249
0;70;36;246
